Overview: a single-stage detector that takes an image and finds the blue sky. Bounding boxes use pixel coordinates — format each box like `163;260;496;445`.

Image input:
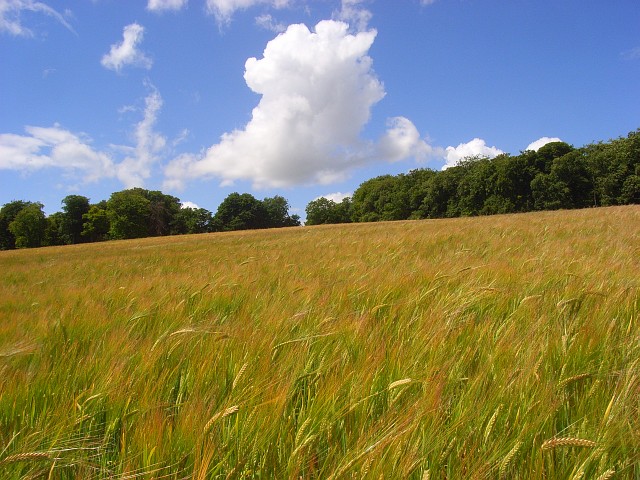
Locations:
1;0;639;218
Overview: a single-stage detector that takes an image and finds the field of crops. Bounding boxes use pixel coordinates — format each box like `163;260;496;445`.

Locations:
1;206;639;479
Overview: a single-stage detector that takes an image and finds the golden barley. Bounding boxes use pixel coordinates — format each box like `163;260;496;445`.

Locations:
0;452;52;464
595;469;615;480
541;438;597;450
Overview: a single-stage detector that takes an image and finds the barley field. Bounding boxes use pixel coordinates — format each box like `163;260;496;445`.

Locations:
0;206;639;479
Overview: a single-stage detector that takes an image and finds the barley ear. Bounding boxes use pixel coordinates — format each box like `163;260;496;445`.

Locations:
595;469;615;480
499;441;522;479
484;404;502;442
541;437;597;450
0;452;52;464
232;362;248;390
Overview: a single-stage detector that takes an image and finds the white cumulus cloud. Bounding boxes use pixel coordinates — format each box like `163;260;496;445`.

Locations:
181;201;200;209
316;191;351;203
378;116;443;163
255;13;286;33
0;87;170;189
0;0;74;36
206;0;291;24
101;23;152;72
0;124;115;182
166;20;386;189
443;138;504;169
526;137;563;152
164;19;439;191
147;0;188;12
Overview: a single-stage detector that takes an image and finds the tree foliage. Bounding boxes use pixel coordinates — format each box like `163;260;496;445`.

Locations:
305;197;352;225
8;202;47;248
172;207;215;235
81;203;110;242
0;200;32;250
262;195;301;228
211;193;301;232
0;189;301;249
311;130;639;226
107;190;152;240
61;195;90;244
1;129;638;249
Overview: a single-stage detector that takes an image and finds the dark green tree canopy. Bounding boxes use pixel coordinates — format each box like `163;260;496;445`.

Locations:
172;207;215;235
305;197;352;225
82;204;110;242
0;200;33;250
306;129;639;225
61;195;90;244
1;129;637;248
107;190;151;240
262;195;301;228
305;197;337;226
8;202;47;248
214;193;269;231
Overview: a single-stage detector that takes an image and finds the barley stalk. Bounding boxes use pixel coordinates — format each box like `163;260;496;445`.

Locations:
203;405;239;433
499;441;522;478
388;378;412;390
169;328;197;336
232;362;248;390
295;417;311;447
484;404;502;442
571;466;585;480
541;437;597;450
291;434;317;459
558;373;591;389
0;452;52;464
439;437;456;464
221;405;239;418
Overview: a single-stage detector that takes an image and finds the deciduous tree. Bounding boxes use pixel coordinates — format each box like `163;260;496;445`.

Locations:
8;202;47;248
61;195;90;244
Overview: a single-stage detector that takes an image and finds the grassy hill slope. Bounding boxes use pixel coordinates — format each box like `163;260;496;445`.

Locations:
1;206;639;479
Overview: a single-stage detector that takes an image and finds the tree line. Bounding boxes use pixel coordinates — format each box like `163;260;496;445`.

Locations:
306;129;640;224
0;189;300;250
2;129;638;250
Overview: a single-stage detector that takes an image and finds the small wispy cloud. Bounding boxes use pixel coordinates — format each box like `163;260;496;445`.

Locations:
205;0;292;25
336;0;372;32
621;46;640;61
172;128;190;147
255;13;285;33
0;0;75;37
147;0;188;12
114;86;166;187
101;23;152;72
117;104;137;115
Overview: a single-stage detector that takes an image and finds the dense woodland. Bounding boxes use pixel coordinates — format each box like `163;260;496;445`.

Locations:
1;129;638;249
0;191;300;250
306;129;640;224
